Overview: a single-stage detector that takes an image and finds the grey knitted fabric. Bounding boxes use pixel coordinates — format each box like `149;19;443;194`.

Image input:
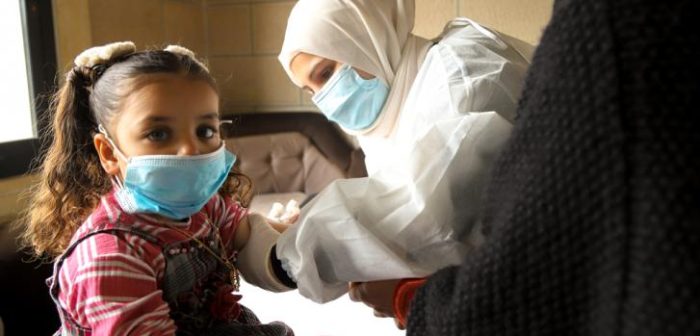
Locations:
407;0;700;335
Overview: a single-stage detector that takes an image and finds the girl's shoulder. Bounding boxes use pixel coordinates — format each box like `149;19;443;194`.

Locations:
201;194;248;247
202;194;248;225
60;191;164;276
69;190;140;244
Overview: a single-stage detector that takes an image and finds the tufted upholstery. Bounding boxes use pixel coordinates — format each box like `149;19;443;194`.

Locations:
226;132;348;195
222;112;367;212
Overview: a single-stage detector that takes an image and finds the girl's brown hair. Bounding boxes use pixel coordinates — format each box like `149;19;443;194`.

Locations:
20;48;251;259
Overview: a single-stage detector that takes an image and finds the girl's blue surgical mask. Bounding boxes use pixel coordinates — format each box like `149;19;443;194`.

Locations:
312;64;389;131
99;125;236;220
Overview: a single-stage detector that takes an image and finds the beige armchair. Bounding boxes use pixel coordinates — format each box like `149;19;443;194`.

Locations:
222;112;367;215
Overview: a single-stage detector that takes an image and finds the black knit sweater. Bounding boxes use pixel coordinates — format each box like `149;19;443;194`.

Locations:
407;0;700;335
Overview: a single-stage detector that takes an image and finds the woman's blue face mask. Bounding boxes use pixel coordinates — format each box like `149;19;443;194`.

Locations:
312;64;389;131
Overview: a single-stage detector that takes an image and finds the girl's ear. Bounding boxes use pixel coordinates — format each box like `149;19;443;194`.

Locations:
93;134;121;176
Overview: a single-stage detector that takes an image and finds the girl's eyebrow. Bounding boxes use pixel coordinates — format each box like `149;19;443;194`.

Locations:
199;113;219;120
144;115;173;123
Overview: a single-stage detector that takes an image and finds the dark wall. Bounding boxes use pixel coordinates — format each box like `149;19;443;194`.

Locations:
0;250;59;335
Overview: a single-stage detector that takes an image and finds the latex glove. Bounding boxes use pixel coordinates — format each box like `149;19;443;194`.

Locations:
267;200;300;224
268;202;285;221
266;200;301;232
279;200;300;224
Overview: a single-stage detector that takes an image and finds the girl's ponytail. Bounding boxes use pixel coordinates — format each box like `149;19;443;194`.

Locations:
20;67;110;258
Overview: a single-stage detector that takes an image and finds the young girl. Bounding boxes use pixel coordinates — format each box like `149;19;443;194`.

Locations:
21;41;296;335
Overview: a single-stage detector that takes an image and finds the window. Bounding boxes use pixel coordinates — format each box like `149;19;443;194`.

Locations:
0;0;56;178
0;1;33;143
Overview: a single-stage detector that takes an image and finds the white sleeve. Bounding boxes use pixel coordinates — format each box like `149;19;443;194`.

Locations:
276;112;514;303
277;23;528;303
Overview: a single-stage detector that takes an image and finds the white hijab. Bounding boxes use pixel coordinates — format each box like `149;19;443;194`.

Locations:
278;0;432;138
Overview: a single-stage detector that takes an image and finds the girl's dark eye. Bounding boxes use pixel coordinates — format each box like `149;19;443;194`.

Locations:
197;125;217;139
147;129;169;142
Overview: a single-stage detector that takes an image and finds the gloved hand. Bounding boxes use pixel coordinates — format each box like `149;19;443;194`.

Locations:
266;200;300;232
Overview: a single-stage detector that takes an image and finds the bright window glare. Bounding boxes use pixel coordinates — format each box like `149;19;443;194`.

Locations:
0;1;34;143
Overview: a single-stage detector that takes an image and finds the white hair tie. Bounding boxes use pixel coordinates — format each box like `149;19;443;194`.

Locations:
73;41;136;68
164;45;209;72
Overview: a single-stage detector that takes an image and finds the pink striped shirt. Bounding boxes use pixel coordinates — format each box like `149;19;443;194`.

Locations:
55;190;246;335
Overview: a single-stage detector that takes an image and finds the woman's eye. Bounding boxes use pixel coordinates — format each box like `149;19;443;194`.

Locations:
320;67;334;82
197;126;217;139
147;129;169;142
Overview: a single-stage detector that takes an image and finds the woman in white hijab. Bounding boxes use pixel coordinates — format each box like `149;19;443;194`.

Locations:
275;0;530;304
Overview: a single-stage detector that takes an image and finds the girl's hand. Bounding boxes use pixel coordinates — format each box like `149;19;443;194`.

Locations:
348;279;402;320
